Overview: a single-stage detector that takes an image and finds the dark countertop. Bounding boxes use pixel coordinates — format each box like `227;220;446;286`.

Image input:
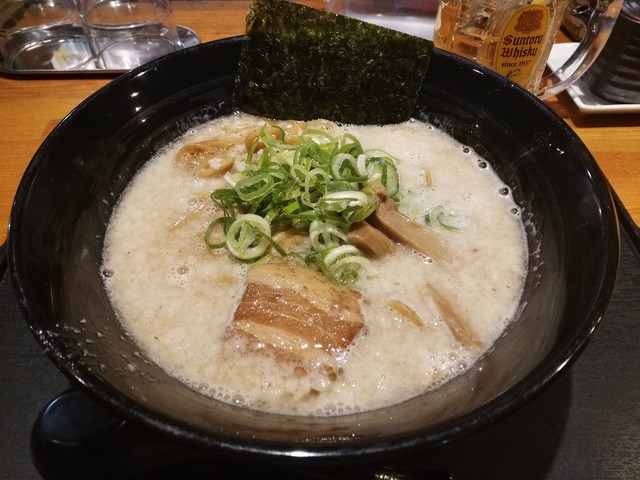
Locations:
1;210;639;480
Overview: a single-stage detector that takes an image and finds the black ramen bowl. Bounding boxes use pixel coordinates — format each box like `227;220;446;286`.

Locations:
7;36;619;463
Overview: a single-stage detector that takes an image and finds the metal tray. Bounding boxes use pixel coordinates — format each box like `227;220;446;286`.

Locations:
0;24;200;75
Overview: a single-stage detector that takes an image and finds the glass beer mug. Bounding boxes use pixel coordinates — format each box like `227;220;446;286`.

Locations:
433;0;623;98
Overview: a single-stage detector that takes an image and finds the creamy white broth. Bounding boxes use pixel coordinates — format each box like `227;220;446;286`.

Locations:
102;113;527;416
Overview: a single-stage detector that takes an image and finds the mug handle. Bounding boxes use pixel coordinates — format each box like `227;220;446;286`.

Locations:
539;0;623;99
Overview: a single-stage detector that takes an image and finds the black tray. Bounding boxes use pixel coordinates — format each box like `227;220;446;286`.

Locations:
1;205;639;479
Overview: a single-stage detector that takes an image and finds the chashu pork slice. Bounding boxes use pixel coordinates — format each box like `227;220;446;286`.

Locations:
229;258;364;375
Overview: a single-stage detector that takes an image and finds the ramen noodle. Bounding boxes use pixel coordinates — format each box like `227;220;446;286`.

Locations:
102;113;527;416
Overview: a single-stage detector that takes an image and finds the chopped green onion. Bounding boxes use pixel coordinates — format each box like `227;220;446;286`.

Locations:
204;217;229;249
320;190;369;211
320;245;370;285
302;168;331;207
206;125;401;283
225;214;272;260
235;173;274;202
366;156;399;198
309;220;348;251
331;153;366;182
424;205;469;232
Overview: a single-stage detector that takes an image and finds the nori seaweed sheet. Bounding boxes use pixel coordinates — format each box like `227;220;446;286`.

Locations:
234;0;434;125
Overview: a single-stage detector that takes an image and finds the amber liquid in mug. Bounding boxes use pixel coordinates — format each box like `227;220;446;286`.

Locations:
434;0;570;93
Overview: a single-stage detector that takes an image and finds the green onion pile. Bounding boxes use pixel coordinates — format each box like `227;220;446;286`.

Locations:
205;124;400;284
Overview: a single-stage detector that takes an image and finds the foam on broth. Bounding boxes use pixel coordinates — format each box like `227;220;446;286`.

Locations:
102;113;527;416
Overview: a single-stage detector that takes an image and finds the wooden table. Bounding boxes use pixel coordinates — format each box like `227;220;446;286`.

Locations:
1;0;639;245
